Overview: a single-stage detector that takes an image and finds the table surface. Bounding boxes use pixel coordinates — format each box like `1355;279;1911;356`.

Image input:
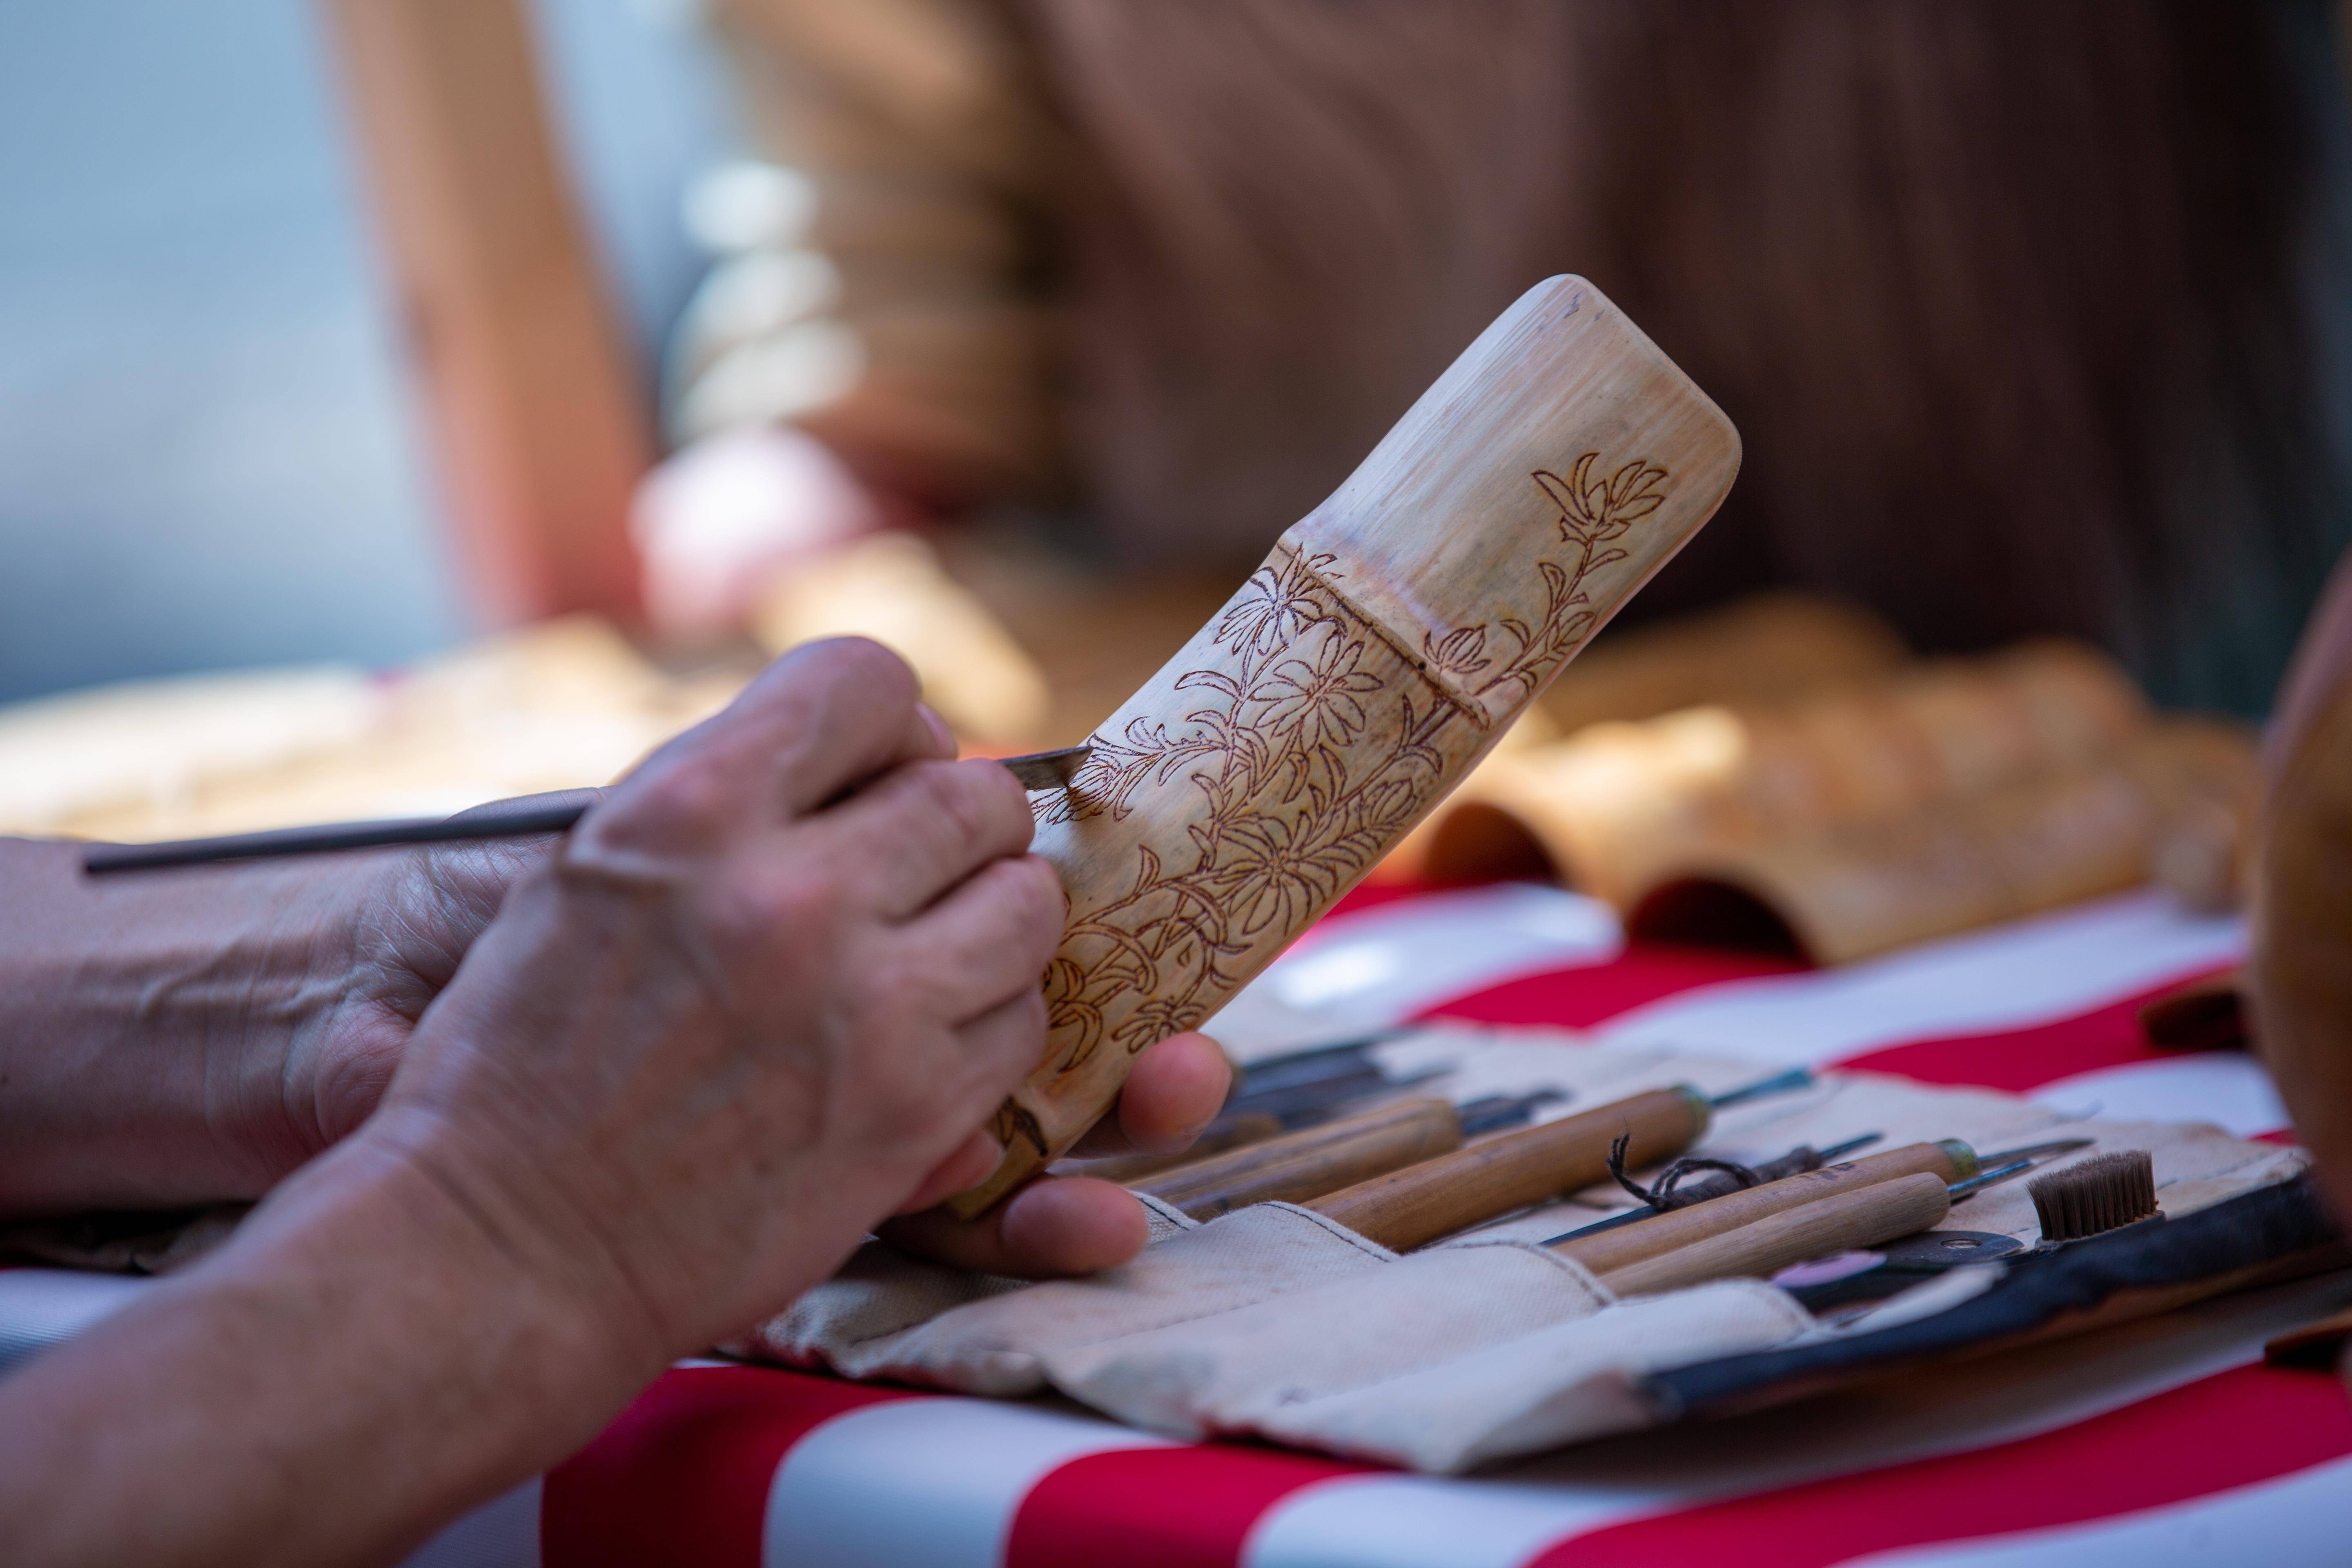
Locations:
14;882;2349;1568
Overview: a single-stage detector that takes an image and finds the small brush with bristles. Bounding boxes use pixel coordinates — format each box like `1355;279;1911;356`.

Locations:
2029;1149;2158;1243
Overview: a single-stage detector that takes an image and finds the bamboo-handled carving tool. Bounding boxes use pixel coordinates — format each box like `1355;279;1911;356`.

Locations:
951;276;1743;1214
1135;1089;1564;1220
1301;1070;1806;1252
1548;1137;2090;1276
79;747;1094;874
1140;1097;1465;1220
1597;1159;2034;1297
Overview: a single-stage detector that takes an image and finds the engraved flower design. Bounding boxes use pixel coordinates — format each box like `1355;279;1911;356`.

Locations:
1255;635;1383;751
1216;554;1331;655
1212;811;1338;937
1423;624;1493;679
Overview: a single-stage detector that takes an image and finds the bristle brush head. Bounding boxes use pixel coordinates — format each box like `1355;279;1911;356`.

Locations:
2029;1149;2158;1243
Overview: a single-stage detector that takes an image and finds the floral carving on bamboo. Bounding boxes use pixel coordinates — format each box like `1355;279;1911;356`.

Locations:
1030;456;1669;1090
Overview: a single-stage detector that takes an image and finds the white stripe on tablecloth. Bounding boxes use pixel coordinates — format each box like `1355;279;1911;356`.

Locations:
1596;892;2243;1067
762;1396;1168;1568
1206;885;1621;1058
1242;1475;1675;1568
2033;1054;2289;1138
399;1479;540;1568
1831;1453;2352;1568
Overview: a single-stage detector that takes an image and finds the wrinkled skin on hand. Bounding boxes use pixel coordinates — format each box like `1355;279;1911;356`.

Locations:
341;638;1221;1365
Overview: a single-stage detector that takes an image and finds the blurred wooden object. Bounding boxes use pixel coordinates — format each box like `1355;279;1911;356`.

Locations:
1533;592;1905;736
324;0;651;625
1598;1172;1951;1297
753;532;1050;745
1626;717;2260;965
1426;641;2147;902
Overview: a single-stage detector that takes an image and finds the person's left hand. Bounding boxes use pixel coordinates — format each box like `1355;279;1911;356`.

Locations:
877;1028;1232;1276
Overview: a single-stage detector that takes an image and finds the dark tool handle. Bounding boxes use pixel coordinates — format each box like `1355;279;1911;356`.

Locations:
82;799;591;874
81;746;1091;875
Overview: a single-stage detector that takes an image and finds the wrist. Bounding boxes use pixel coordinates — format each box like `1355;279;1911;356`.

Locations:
229;1115;666;1441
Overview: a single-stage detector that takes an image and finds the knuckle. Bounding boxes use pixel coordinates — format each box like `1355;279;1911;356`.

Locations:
714;861;847;956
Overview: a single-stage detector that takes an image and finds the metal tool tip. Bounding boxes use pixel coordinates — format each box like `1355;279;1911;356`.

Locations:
1000;744;1092;791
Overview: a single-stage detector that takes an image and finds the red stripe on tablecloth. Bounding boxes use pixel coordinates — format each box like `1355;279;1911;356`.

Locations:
1834;962;2238;1091
1004;1445;1373;1568
1418;942;1802;1030
542;1366;922;1568
1526;1363;2352;1568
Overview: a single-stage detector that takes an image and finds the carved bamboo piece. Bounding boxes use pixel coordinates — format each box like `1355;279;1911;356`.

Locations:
1138;1098;1463;1220
1302;1087;1708;1251
950;276;1742;1213
1598;1173;1952;1297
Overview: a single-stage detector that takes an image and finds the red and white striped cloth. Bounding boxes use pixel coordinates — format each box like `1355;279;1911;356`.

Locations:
14;882;2347;1565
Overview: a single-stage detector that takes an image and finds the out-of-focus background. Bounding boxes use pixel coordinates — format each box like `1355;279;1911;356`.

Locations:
7;0;2352;961
0;0;729;702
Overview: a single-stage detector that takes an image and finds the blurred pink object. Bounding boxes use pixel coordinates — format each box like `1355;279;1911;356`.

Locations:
631;427;880;638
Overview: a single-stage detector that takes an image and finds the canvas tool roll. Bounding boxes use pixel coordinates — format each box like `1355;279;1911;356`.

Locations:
952;276;1744;1212
736;1033;2326;1473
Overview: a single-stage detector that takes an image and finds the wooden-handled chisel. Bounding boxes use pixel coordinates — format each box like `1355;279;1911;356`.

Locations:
1302;1069;1813;1252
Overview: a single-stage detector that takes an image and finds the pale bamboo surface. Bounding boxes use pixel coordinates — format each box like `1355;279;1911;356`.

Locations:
950;277;1744;1212
1303;1087;1706;1252
1552;1140;1967;1276
1597;1172;1951;1297
1626;717;2260;965
1140;1098;1462;1220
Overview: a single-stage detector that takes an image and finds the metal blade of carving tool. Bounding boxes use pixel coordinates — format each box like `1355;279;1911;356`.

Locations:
1455;1088;1569;1138
1946;1157;2034;1200
85;744;1095;874
1708;1067;1815;1109
1975;1136;2097;1167
1230;1028;1419;1098
1001;744;1092;791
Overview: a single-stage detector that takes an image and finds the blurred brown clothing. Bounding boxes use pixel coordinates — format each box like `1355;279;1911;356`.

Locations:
686;0;2352;714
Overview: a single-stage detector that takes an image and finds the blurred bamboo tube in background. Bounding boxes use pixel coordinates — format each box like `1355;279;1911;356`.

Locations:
1423;641;2147;904
948;277;1743;1214
1527;593;1907;737
1624;717;2260;964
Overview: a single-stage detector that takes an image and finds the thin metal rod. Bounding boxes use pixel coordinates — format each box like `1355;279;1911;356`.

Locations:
82;744;1091;876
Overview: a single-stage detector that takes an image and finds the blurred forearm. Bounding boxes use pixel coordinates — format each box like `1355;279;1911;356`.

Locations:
0;839;363;1213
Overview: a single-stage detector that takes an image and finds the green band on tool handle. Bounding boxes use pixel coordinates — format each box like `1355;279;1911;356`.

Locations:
1939;1138;1981;1182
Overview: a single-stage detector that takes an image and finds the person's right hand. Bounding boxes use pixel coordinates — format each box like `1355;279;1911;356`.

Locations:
341;637;1067;1374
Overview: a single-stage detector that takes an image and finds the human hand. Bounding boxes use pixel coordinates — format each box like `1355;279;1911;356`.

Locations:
340;638;1086;1368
